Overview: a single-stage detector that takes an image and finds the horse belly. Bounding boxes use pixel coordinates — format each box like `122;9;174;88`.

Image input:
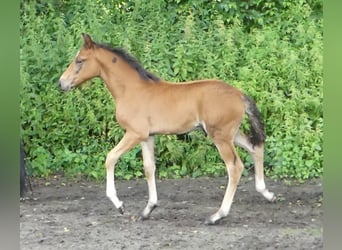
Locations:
147;103;199;135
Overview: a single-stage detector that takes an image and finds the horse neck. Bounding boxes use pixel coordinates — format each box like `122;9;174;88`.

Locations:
96;50;143;100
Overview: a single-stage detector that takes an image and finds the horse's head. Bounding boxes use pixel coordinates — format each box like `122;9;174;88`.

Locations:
59;33;99;91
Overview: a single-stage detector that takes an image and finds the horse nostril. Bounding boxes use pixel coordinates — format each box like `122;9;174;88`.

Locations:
59;80;67;91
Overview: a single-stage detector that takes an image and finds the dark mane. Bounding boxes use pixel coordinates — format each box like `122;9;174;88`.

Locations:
95;42;160;82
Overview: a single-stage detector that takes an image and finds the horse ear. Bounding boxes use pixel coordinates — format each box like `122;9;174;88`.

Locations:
82;33;94;49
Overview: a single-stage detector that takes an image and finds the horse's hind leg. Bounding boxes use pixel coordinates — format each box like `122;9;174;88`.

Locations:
105;132;141;214
205;140;244;225
234;131;275;201
139;136;158;220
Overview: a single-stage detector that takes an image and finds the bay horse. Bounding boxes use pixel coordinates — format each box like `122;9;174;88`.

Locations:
59;33;275;225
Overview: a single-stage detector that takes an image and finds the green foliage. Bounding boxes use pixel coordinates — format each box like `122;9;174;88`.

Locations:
20;0;322;181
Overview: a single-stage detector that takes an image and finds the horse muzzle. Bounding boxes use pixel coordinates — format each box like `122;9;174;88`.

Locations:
59;78;74;92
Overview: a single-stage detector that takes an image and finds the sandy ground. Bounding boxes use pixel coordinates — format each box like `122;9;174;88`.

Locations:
20;176;322;249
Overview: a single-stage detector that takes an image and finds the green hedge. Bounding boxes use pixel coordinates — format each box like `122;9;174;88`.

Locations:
20;0;322;180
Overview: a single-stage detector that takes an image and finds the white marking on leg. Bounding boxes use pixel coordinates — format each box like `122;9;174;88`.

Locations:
256;177;275;201
205;141;243;224
252;145;275;201
147;178;158;207
255;178;266;192
218;163;243;216
141;137;158;218
105;133;141;211
234;133;276;202
205;166;242;225
106;165;123;208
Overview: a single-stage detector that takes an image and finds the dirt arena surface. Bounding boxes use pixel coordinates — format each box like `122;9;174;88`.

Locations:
20;176;323;250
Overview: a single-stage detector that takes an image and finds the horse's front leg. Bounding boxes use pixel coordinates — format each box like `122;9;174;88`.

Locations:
139;136;158;220
105;132;142;214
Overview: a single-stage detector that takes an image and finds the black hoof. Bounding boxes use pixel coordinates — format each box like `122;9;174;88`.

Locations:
149;204;158;213
139;203;158;221
204;218;217;226
137;214;149;221
118;204;125;215
204;216;222;226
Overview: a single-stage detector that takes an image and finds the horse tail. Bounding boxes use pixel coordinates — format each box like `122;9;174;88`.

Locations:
242;94;266;146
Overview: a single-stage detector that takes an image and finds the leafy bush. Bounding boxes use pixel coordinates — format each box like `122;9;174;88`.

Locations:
20;0;322;180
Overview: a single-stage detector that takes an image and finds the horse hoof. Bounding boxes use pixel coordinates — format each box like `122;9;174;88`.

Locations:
204;217;217;226
138;203;158;221
265;192;276;202
262;190;276;202
118;204;125;215
137;214;149;221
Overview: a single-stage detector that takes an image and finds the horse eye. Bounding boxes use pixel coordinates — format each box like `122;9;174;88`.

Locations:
75;58;85;64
